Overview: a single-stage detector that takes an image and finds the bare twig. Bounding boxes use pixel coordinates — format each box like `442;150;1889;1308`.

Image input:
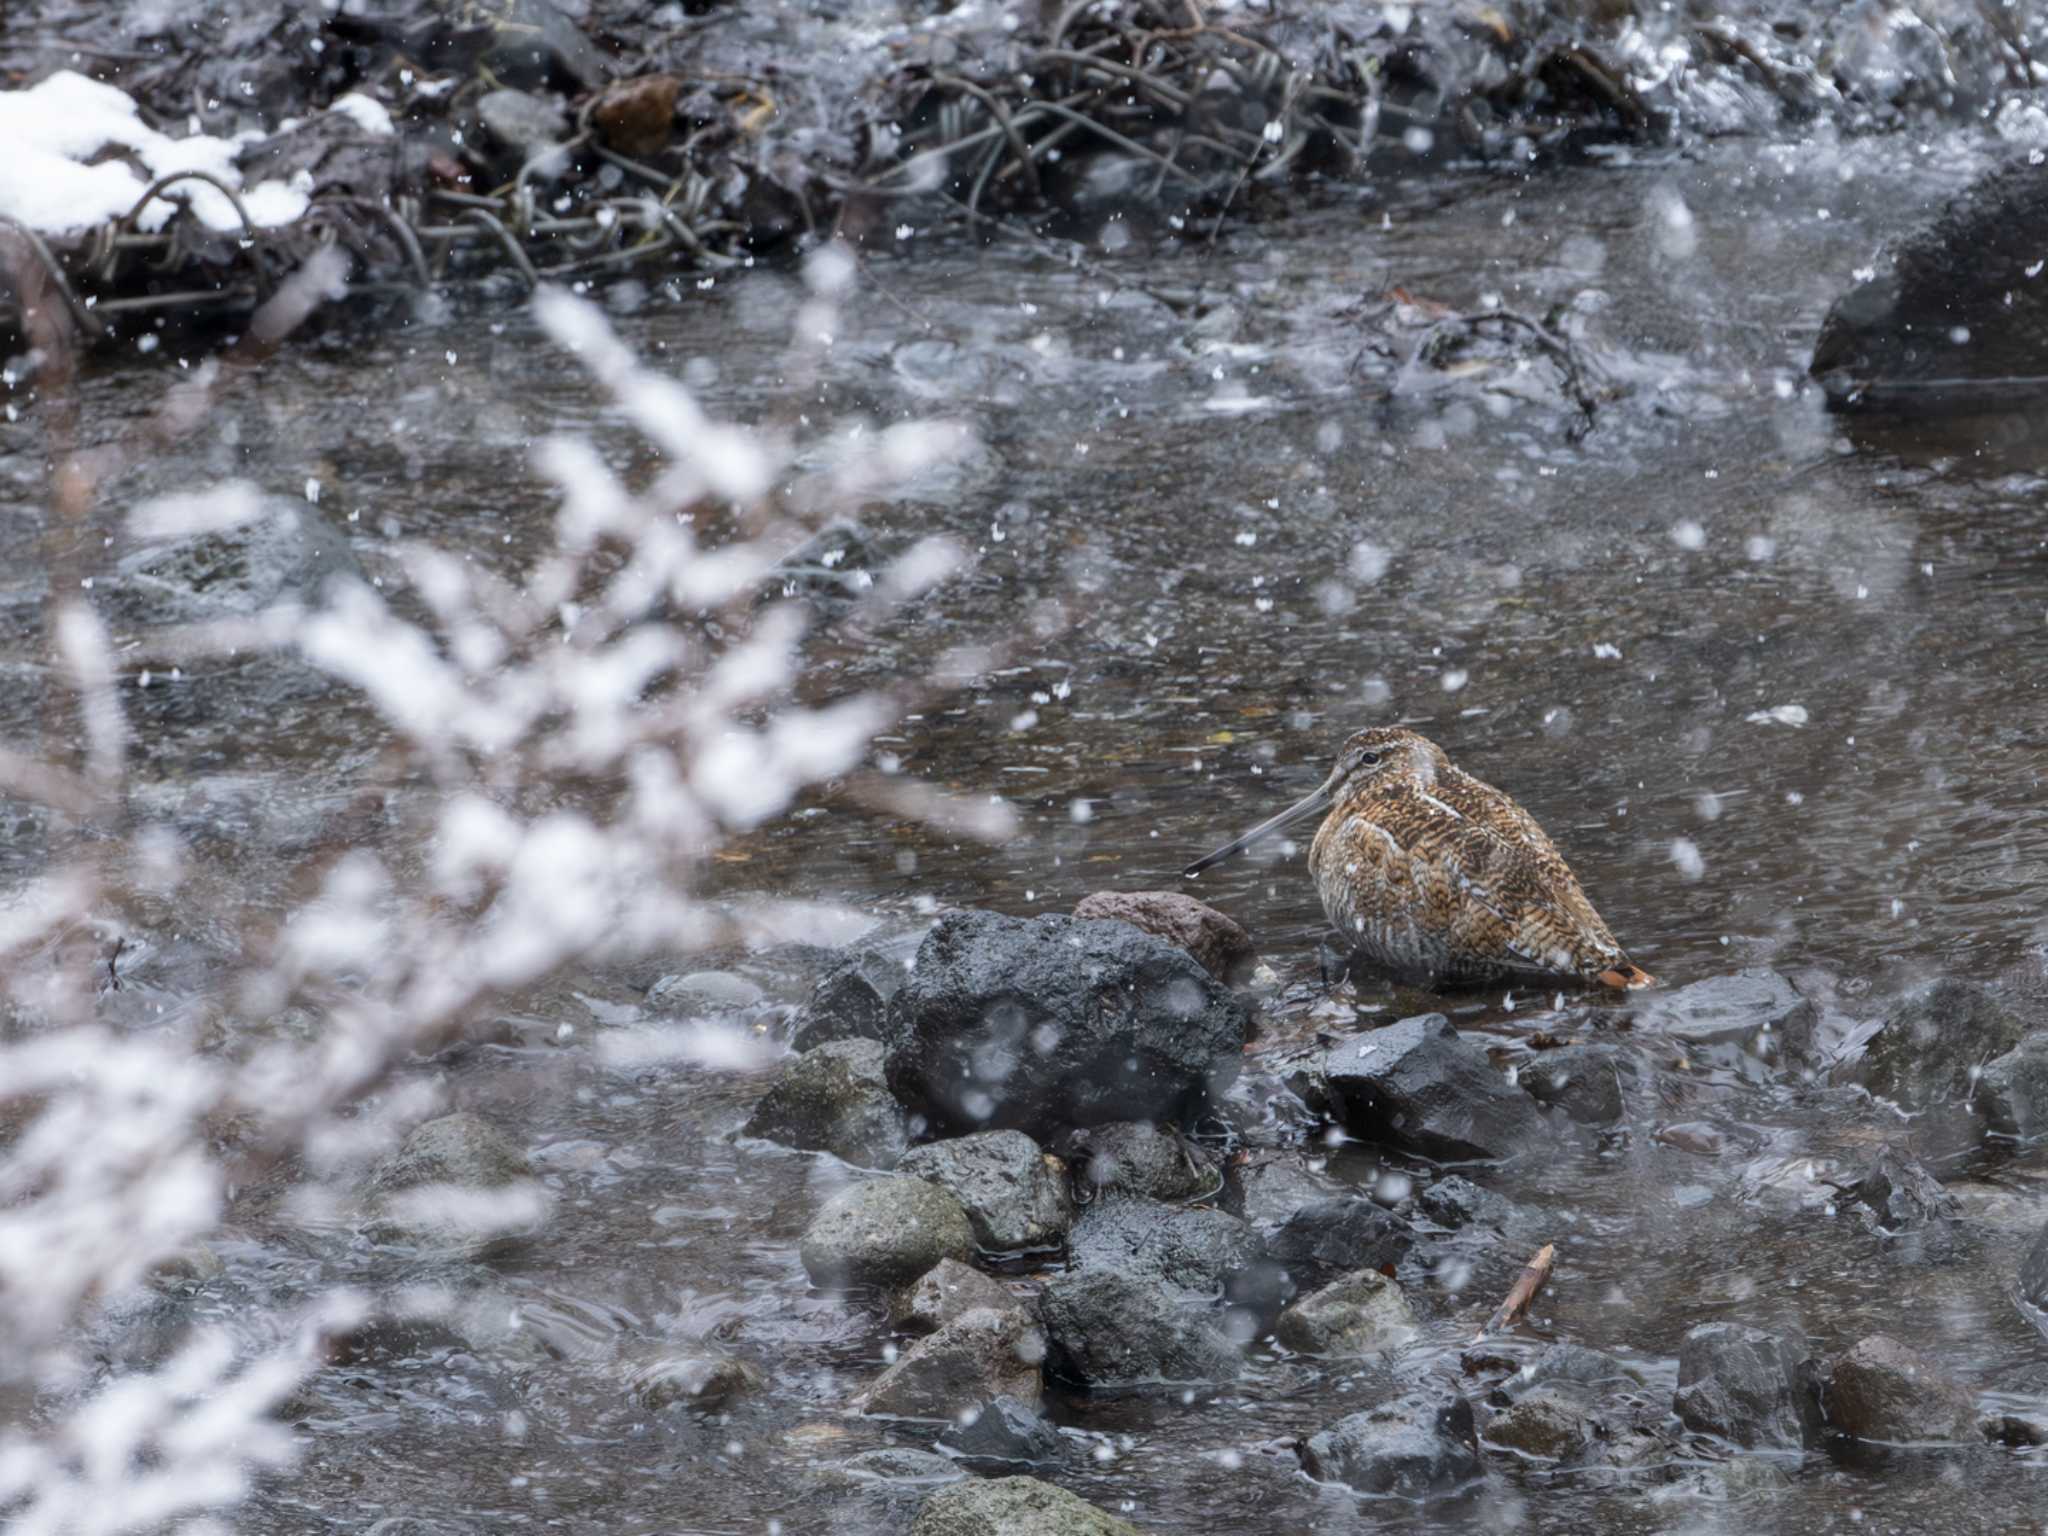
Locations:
1474;1242;1555;1340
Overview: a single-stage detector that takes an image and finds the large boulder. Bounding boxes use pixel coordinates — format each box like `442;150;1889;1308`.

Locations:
1842;978;2030;1111
743;1040;908;1170
910;1476;1139;1536
1822;1334;1978;1443
1323;1015;1543;1161
883;911;1246;1140
1071;890;1255;982
898;1131;1074;1252
1811;156;2048;411
1299;1386;1484;1497
853;1306;1044;1420
1672;1322;1821;1450
799;1178;975;1290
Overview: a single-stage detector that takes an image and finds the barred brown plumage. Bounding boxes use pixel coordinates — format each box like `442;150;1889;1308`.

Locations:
1184;726;1655;990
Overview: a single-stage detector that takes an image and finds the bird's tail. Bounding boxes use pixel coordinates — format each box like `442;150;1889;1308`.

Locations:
1595;963;1657;991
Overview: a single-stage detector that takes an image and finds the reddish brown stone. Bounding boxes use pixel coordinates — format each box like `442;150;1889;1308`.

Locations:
1072;891;1255;983
593;74;681;159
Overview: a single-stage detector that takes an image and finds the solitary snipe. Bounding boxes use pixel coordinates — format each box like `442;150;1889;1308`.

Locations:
1184;726;1655;990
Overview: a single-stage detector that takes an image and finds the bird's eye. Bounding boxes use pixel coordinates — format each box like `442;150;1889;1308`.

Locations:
1358;751;1381;767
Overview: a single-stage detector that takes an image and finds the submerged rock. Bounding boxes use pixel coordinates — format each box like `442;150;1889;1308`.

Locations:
883;911;1246;1140
1822;1334;1978;1443
936;1394;1062;1468
1845;1145;1960;1255
909;1476;1138;1536
1273;1271;1418;1355
834;1447;964;1485
799;1177;974;1291
1483;1387;1590;1461
112;499;361;631
1633;969;1811;1048
898;1131;1074;1252
743;1040;909;1170
1842;977;2030;1111
790;948;907;1051
1518;1042;1636;1125
1323;1015;1543;1161
1071;890;1256;982
1300;1386;1484;1497
853;1306;1043;1420
629;1352;763;1411
1977;1031;2048;1141
1058;1120;1221;1203
2021;1220;2048;1319
889;1258;1025;1335
362;1112;550;1254
649;970;766;1014
1672;1321;1820;1450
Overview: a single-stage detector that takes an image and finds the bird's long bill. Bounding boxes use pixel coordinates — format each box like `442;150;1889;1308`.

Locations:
1182;774;1336;878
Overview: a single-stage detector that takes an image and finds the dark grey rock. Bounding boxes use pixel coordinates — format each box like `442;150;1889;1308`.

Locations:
477;88;570;153
1071;890;1256;982
799;1177;974;1290
1634;969;1811;1048
1037;1267;1242;1385
629;1353;762;1411
899;1131;1074;1251
1269;1197;1412;1286
1673;1322;1821;1450
1069;1197;1286;1316
910;1476;1139;1536
791;949;906;1051
362;1112;550;1253
937;1394;1061;1467
1230;1154;1345;1230
1518;1043;1635;1125
1300;1387;1484;1497
1484;1387;1590;1460
477;0;613;93
1324;1014;1543;1161
1509;1343;1648;1399
2022;1220;2048;1317
1846;1145;1960;1253
883;911;1246;1140
1978;1032;2048;1141
1823;1334;1978;1443
853;1306;1043;1419
1812;156;2048;411
1843;978;2030;1111
1273;1271;1418;1354
743;1040;908;1170
1416;1175;1524;1232
1059;1120;1221;1203
889;1258;1025;1335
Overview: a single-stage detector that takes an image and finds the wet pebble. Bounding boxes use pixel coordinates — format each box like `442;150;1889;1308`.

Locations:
1483;1387;1590;1461
1038;1267;1242;1386
1672;1321;1821;1450
1517;1042;1635;1126
852;1306;1044;1420
790;948;906;1051
1822;1333;1979;1443
799;1177;974;1290
889;1258;1026;1335
1272;1270;1418;1355
1268;1196;1412;1287
1071;890;1256;982
629;1352;763;1412
1975;1030;2048;1141
476;87;569;153
361;1112;551;1255
909;1475;1139;1536
936;1393;1062;1468
743;1039;909;1170
1323;1014;1542;1162
1298;1385;1484;1498
834;1448;963;1485
1059;1120;1221;1204
898;1130;1075;1252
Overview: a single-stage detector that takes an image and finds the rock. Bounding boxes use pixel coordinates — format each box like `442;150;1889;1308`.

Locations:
1268;1197;1412;1286
477;88;570;155
1977;1031;2048;1141
910;1476;1139;1536
362;1112;550;1253
1273;1271;1418;1354
1299;1387;1484;1497
835;1448;964;1485
1484;1388;1589;1460
743;1040;909;1170
478;0;613;93
1058;1120;1221;1203
765;520;884;608
1229;1154;1345;1230
937;1394;1061;1467
899;1131;1074;1252
112;499;360;630
889;1258;1025;1335
883;911;1246;1140
1323;1015;1543;1162
1416;1175;1524;1233
791;949;906;1051
2022;1220;2048;1317
1812;156;2048;411
853;1306;1044;1420
1823;1334;1978;1443
1068;1197;1284;1315
147;1243;224;1291
1518;1042;1635;1125
650;970;766;1014
1071;891;1256;982
1843;977;2030;1111
1633;969;1811;1049
629;1352;762;1411
1037;1268;1242;1386
1509;1343;1648;1398
1672;1322;1820;1450
592;73;680;158
1846;1145;1960;1235
799;1177;974;1290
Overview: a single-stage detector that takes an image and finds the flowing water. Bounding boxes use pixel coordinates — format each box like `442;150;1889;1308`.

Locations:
11;126;2048;1531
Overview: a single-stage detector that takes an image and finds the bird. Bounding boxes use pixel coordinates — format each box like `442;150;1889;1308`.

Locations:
1183;726;1655;990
